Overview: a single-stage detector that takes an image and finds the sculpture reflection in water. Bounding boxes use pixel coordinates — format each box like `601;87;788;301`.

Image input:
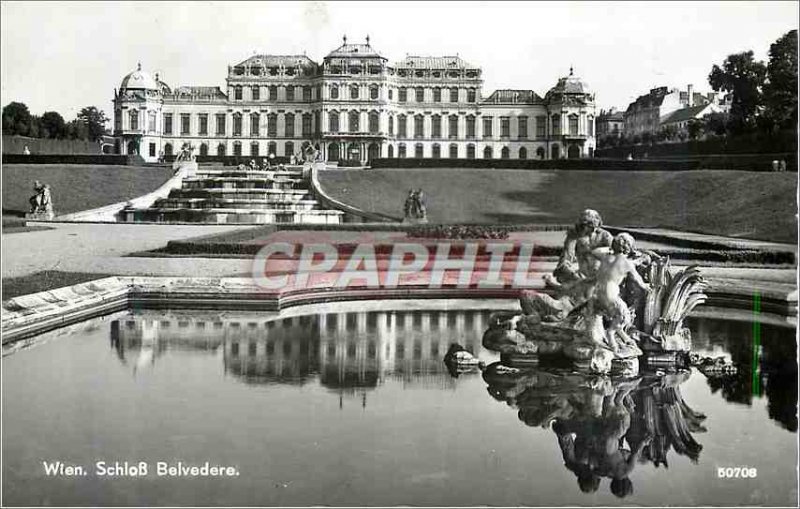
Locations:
483;363;706;498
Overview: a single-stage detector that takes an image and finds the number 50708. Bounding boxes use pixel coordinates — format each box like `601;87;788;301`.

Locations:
718;467;758;478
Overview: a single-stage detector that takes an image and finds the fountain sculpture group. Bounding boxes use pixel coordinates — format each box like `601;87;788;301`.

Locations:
482;209;708;376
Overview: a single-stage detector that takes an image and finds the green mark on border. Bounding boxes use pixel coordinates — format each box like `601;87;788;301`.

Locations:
752;291;761;397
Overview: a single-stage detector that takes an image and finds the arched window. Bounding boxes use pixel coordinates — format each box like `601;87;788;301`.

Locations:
433;87;442;102
414;114;424;139
467;88;476;102
450;87;459;102
250;113;259;136
388;144;394;158
388;115;394;135
233;141;242;156
267;113;277;137
251;86;260;101
449;143;458;159
518;147;527;159
432;115;442;138
501;146;510;159
483;146;493;159
398;143;406;158
432;143;441;158
129;110;139;131
414;143;424;158
536;147;545;159
234;86;242;100
551;114;561;134
285;141;294;157
369;85;379;100
328;143;340;161
284;113;295;137
303;86;312;102
350;85;359;99
268;141;277;157
250;142;259;156
551;144;560;159
369;111;379;134
199;143;208;156
329;111;339;132
269;85;278;100
302;113;312;136
398;114;407;138
415;87;424;102
466;115;476;138
217;143;226;156
568;114;579;136
330;85;339;99
398;87;407;102
349;111;360;132
163;143;173;156
467;144;475;159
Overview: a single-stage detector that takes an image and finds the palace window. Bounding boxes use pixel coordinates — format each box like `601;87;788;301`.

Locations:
448;115;458;138
330;85;339;99
349;111;360;132
200;143;208;156
415;87;424;103
350;85;359;100
302;113;312;136
466;115;476;139
246;113;257;136
233;141;242;156
536;116;546;138
148;111;156;133
285;141;294;157
415;143;424;158
399;87;407;103
252;86;260;101
414;115;424;139
388;88;393;100
467;89;476;102
501;117;510;138
268;141;277;157
501;146;510;159
180;114;190;135
519;146;527;159
329;111;339;132
398;143;406;158
432;115;441;138
370;85;379;100
483;146;493;159
114;111;121;132
129;110;138;131
398;115;407;138
388;145;394;158
199;114;208;135
449;87;459;102
286;86;295;102
267;113;277;137
432;143;441;158
518;116;528;139
285;113;294;137
314;111;320;133
217;143;226;156
466;144;475;159
483;116;493;138
388;115;394;135
303;86;312;102
164;143;172;156
369;111;379;134
569;115;579;136
587;117;594;137
251;142;259;156
233;113;242;136
449;143;458;158
234;86;243;101
149;142;156;157
269;86;278;101
216;114;226;135
433;88;442;103
552;114;561;134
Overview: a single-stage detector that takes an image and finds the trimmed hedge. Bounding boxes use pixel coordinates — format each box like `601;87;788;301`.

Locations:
369;156;797;172
1;154;145;165
597;130;798;157
164;155;291;166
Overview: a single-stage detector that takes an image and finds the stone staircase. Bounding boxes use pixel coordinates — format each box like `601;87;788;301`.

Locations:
121;164;344;224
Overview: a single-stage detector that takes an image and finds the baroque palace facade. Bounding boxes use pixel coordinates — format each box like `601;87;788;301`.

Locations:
114;37;596;164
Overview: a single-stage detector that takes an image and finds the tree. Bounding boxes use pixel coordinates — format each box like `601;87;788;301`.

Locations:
2;102;32;136
703;112;728;136
763;29;798;131
687;119;703;140
76;106;108;141
708;51;767;133
40;111;66;139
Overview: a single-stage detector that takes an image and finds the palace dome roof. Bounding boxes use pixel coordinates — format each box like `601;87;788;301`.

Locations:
547;68;591;96
120;63;158;90
325;36;385;59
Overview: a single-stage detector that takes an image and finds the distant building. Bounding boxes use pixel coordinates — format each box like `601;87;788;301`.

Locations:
113;37;597;163
596;108;625;141
659;102;724;134
623;84;721;137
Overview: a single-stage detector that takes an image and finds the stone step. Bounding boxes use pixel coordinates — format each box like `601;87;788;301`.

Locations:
171;189;312;198
195;170;304;178
154;200;320;211
127;208;343;225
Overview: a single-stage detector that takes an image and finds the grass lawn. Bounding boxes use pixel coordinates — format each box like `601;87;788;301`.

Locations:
1;270;115;301
1;164;174;216
319;168;798;243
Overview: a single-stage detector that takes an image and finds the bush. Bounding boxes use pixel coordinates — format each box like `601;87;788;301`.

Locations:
1;154;137;165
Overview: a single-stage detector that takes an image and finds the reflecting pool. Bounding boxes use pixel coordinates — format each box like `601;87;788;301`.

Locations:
2;301;797;506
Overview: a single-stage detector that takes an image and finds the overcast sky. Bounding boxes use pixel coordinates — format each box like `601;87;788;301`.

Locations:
1;1;797;120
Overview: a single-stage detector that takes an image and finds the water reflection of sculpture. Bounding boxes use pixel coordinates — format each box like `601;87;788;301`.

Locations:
483;364;706;498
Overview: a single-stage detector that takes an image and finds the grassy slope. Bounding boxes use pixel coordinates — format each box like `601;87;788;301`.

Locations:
319;169;798;243
1;164;174;216
1;271;114;301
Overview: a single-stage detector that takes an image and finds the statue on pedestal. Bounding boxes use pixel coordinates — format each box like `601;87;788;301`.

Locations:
175;142;196;162
403;189;428;224
27;181;54;218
